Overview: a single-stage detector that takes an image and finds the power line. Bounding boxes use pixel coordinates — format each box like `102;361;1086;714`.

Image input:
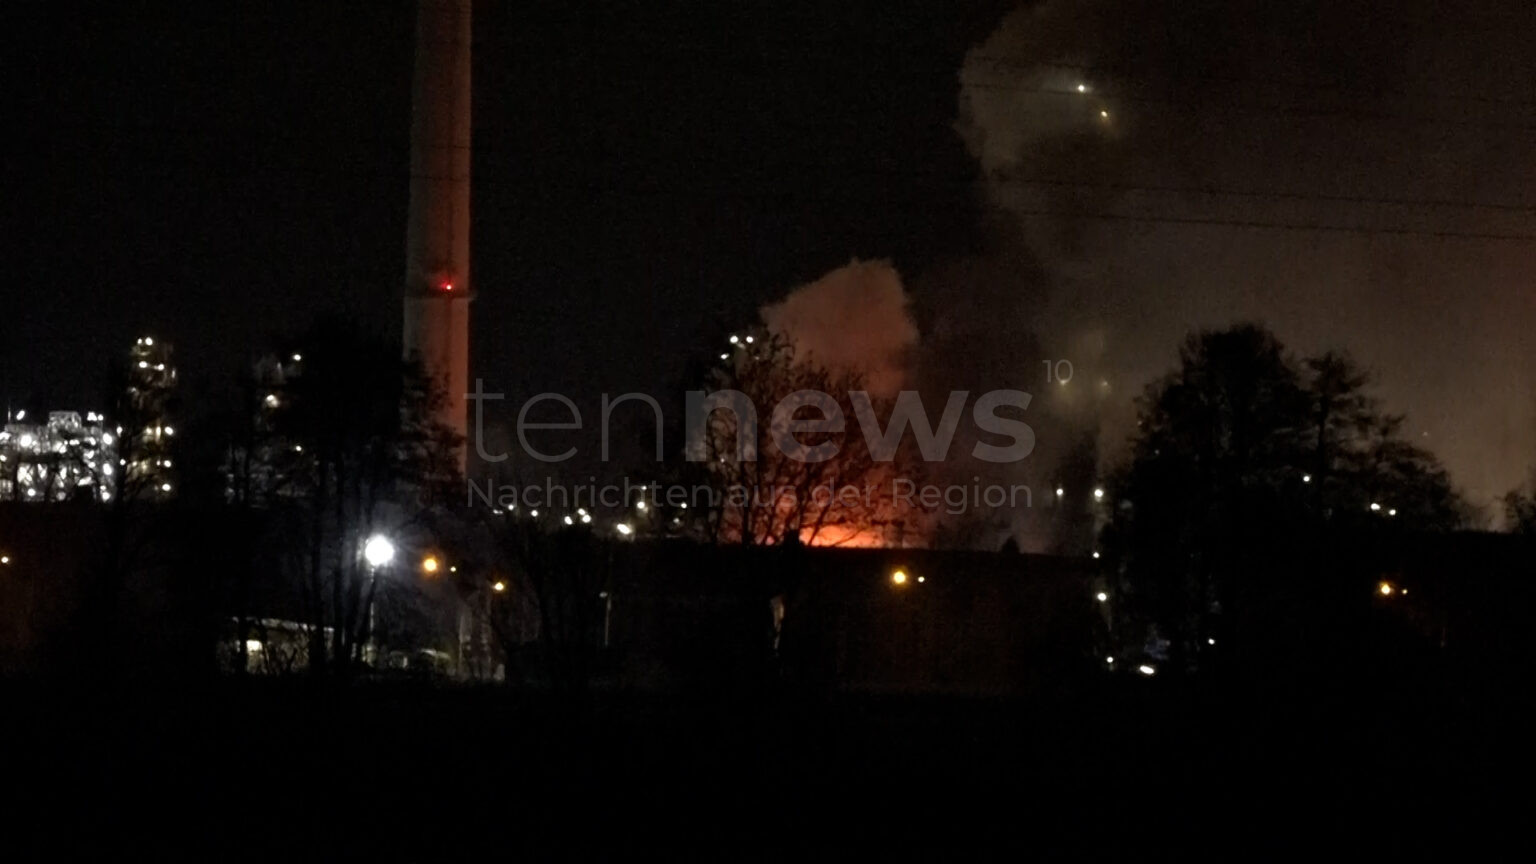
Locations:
1000;205;1536;242
10;150;1536;243
945;172;1536;216
17;115;1536;214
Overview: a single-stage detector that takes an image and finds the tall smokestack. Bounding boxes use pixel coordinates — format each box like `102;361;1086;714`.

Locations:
404;0;472;461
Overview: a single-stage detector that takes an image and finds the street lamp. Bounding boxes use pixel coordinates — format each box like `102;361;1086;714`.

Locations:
363;535;396;568
421;555;441;575
359;535;396;665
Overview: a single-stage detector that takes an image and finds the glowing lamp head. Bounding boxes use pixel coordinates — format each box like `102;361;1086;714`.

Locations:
1378;581;1394;596
421;555;440;575
492;580;506;593
891;569;908;586
439;281;454;292
363;535;396;568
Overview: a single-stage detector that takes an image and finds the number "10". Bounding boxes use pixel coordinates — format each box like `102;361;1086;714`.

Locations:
1043;359;1074;384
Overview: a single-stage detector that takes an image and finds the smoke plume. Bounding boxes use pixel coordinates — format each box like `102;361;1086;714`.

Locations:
949;0;1536;520
760;259;919;397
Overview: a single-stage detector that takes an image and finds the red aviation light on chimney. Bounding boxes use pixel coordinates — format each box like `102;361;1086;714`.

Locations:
439;281;454;292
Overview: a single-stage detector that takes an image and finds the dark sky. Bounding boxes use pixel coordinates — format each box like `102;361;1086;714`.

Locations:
4;0;998;405
6;0;1536;514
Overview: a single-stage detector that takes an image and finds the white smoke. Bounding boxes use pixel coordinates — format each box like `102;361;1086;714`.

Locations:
951;0;1536;518
760;259;919;397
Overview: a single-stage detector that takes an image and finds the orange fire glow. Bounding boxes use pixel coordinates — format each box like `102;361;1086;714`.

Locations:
799;524;890;548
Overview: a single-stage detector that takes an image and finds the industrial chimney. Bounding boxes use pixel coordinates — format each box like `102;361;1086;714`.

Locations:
404;0;472;461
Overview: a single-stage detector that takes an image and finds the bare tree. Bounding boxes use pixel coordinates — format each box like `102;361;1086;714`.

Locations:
224;320;461;676
695;329;923;547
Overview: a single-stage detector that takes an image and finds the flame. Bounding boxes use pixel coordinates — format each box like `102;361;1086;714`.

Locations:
799;524;890;548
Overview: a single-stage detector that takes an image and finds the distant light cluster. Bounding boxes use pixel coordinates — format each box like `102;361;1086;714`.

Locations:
0;410;117;503
2;337;179;504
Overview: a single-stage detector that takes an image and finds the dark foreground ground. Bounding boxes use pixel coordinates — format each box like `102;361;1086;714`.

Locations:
3;668;1531;859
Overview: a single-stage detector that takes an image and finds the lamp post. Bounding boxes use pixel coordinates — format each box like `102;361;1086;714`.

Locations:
361;535;395;664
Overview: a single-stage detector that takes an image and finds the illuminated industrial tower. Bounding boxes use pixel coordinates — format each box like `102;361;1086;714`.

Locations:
403;0;473;461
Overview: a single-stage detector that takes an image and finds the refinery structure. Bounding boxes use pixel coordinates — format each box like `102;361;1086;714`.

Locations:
0;410;116;503
0;336;176;505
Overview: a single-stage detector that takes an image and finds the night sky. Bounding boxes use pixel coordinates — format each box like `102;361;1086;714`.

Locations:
5;0;1535;514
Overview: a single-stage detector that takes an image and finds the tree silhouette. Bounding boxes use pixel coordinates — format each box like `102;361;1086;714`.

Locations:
693;328;924;547
1107;324;1462;673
